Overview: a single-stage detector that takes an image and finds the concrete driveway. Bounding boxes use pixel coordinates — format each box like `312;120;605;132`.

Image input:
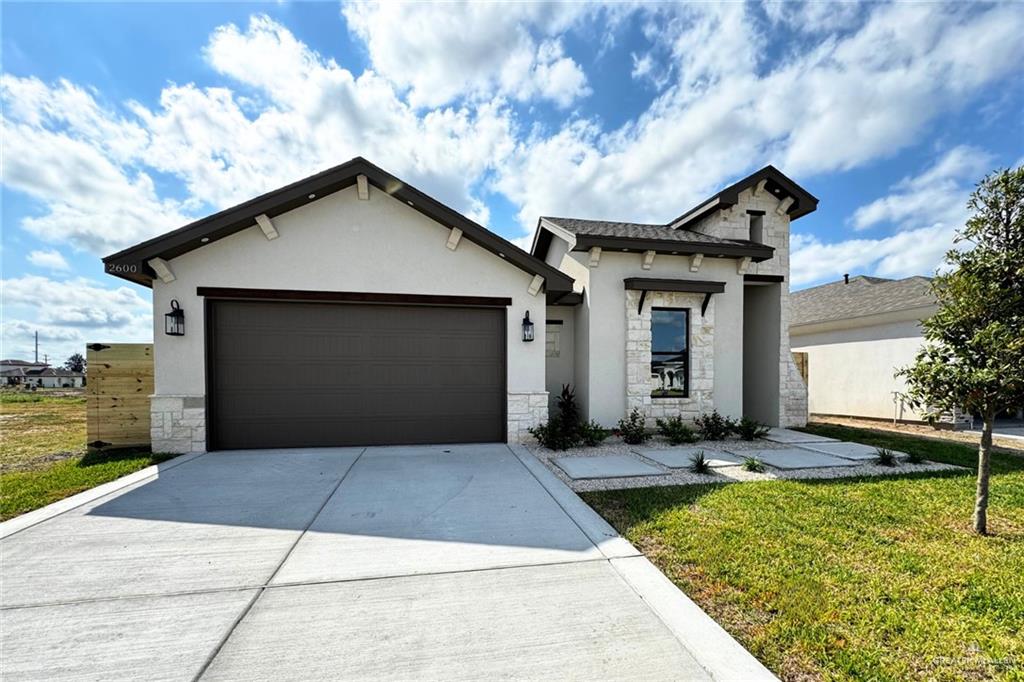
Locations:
1;444;772;681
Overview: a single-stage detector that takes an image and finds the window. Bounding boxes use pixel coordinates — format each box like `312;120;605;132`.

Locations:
651;308;689;398
748;212;764;243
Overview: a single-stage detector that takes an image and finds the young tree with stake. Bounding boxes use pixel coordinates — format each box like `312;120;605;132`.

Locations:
900;166;1023;534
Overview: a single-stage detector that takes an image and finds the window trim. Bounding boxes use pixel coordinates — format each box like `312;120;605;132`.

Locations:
650;306;690;399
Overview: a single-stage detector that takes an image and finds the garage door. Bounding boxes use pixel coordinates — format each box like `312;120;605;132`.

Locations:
207;299;506;449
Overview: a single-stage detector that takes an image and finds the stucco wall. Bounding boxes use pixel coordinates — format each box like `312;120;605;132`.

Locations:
570;250;745;427
791;318;928;421
743;284;781;425
544;306;575;410
151;185;548;451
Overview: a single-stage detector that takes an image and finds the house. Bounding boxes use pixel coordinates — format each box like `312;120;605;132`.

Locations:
1;363;86;388
103;158;815;453
790;275;938;423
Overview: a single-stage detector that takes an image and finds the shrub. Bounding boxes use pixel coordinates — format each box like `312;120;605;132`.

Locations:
617;408;648;445
556;384;581;441
578;420;610;447
906;449;925;464
689;451;711;474
656;415;699;445
875;447;898;467
736;417;770;441
528;415;578;451
695;410;736;441
742;456;765;472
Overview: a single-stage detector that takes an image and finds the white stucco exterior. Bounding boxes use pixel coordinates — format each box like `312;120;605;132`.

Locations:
150;185;549;452
791;310;936;421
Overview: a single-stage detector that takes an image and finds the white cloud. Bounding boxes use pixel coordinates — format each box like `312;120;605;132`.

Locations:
26;249;70;272
850;145;991;231
341;1;592;108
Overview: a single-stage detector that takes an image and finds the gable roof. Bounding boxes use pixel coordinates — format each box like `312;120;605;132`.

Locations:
668;165;818;229
791;275;935;327
103;157;575;295
538;217;775;261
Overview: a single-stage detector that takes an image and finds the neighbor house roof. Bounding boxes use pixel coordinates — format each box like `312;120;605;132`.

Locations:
791;275;936;327
531;165;815;262
103;157;575;297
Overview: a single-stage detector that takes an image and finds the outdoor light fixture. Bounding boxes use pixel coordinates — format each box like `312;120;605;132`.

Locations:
522;311;535;342
165;299;185;336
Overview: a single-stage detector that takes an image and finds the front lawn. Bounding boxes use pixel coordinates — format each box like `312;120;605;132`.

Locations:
0;392;173;521
583;424;1024;681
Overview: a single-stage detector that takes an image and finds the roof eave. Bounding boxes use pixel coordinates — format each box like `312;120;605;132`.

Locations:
572;234;774;262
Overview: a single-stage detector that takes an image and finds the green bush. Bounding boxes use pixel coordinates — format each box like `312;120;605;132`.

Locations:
579;420;610;447
617;408;648;445
528;415;577;451
742;456;765;472
875;447;898;467
555;384;581;441
736;417;769;441
656;415;699;444
905;449;925;464
689;451;711;474
694;410;736;440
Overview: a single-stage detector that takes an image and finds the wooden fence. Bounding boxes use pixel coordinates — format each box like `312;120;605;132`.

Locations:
792;351;809;385
86;343;153;449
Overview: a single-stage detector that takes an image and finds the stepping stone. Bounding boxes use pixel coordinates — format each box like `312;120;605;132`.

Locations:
553;455;666;480
762;428;839;444
797;441;907;461
635;447;743;469
741;448;860;470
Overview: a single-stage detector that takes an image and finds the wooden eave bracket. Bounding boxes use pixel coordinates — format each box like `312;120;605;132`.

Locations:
637;290;647;315
701;292;713;316
689;253;703;273
737;256;752;275
527;274;544;297
255;213;279;241
147;257;175;283
588;246;602;268
446;227;463;251
641;250;656;270
356;174;370;200
776;196;794;215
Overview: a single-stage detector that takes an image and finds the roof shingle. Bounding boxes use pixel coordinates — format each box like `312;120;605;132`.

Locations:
541;217;754;247
791;275;935;327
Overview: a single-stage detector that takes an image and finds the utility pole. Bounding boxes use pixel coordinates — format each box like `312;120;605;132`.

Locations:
35;331;39;363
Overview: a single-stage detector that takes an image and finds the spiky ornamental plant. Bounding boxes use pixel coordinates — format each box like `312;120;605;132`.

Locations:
899;166;1024;535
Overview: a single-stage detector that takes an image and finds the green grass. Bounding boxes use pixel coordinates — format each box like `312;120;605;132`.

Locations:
1;392;173;520
1;449;176;520
583;424;1024;681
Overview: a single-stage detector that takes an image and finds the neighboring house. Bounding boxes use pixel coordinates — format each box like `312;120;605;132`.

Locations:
790;275;938;422
1;363;85;388
103;158;815;453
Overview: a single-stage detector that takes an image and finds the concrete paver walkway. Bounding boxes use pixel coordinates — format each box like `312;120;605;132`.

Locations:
0;444;773;681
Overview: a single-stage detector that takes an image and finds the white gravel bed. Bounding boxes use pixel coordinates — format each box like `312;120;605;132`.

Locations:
526;436;964;492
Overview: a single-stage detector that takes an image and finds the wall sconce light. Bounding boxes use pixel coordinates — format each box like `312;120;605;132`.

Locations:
165;299;185;336
522;311;535;342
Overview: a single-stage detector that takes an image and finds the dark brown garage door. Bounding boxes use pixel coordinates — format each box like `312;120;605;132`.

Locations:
207;300;505;449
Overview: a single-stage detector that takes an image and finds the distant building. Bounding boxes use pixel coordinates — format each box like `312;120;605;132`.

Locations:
790;275;937;423
1;360;86;388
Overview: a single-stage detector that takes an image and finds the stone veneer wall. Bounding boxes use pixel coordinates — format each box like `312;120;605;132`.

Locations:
688;187;808;427
151;395;206;454
625;290;714;428
507;391;549;443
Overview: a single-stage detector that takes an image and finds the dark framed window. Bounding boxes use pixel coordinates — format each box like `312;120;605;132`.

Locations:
651;307;689;398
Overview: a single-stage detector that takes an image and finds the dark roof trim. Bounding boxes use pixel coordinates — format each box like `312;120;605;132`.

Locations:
196;287;512;308
546;290;583;306
103;157;574;294
668;165;818;229
743;274;784;283
625;277;726;294
575;234;774;262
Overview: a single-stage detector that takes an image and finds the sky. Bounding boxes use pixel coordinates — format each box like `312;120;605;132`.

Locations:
2;1;1023;364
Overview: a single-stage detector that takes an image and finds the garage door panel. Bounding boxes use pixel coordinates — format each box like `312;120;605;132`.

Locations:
209;300;505;449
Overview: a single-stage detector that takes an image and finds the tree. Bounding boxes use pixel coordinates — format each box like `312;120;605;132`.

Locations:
65;353;86;373
899;166;1024;534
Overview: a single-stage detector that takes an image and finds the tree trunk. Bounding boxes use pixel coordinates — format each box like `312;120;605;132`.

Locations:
973;411;994;535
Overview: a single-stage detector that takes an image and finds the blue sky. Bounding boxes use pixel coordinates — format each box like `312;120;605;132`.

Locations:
2;1;1023;363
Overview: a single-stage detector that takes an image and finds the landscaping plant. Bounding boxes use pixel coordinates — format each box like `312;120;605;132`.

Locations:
905;449;925;465
655;415;699;444
617;408;648;445
528;383;584;450
898;165;1024;534
875;447;898;467
694;410;736;440
688;451;711;474
742;456;765;472
735;417;770;441
578;420;610;447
